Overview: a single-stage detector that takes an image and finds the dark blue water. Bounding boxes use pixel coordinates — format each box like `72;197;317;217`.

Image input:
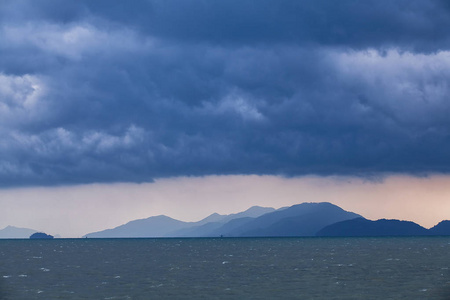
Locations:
0;237;449;299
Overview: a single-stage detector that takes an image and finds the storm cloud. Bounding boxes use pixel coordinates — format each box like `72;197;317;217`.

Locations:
1;0;450;186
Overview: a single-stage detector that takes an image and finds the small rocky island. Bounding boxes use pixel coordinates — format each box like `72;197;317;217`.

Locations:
29;232;54;239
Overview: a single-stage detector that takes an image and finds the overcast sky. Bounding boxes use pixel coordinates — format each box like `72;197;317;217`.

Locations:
1;0;450;237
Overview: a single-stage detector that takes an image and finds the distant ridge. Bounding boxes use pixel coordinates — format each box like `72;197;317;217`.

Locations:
85;206;275;238
166;206;276;237
316;217;430;237
85;215;188;238
429;220;450;236
84;203;361;238
83;202;450;238
0;226;38;239
225;202;361;237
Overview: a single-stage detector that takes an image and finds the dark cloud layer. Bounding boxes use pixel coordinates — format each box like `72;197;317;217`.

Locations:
1;0;450;186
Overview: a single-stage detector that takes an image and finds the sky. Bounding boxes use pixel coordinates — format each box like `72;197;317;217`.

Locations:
1;0;450;237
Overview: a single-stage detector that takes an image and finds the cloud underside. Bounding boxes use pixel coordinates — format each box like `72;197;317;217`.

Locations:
1;0;450;186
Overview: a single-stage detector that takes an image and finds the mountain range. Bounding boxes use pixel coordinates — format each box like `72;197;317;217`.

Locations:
2;202;450;239
317;218;450;237
0;226;38;239
85;202;450;238
85;206;276;238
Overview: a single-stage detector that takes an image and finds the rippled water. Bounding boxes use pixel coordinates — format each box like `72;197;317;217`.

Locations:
0;237;449;299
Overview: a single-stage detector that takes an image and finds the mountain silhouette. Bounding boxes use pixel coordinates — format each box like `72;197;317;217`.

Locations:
85;215;188;238
85;206;274;238
0;226;38;239
166;206;275;237
429;220;450;235
225;202;361;237
316;217;430;237
83;202;450;238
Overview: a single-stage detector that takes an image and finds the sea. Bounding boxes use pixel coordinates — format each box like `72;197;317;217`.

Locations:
0;237;449;299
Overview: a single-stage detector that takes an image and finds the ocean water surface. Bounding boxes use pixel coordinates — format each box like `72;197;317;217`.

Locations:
0;237;449;299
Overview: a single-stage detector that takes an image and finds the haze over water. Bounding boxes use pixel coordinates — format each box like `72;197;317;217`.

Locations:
1;237;449;299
